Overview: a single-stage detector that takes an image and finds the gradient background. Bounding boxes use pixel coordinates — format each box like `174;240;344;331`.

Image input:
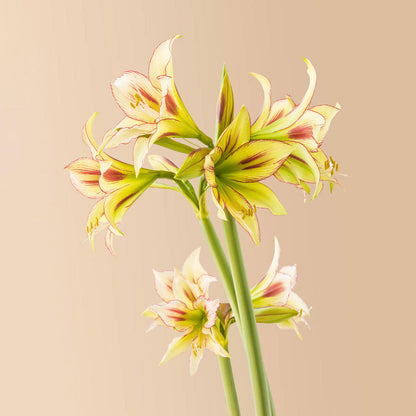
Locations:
1;1;415;415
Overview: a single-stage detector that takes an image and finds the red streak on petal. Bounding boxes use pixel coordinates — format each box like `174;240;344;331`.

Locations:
289;125;313;140
263;282;285;297
103;169;126;182
140;88;159;105
165;93;178;115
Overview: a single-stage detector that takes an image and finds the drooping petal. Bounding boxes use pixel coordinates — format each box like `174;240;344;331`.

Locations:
228;181;286;215
216;65;234;140
148;35;180;90
133;136;152;176
216;106;251;158
148;155;178;173
250;72;272;132
103;169;160;235
310;103;341;145
86;199;107;251
65;157;104;198
216;140;294;182
99;122;155;153
205;333;229;358
111;71;161;119
160;331;196;365
175;148;212;180
274;143;321;198
215;182;261;245
153;270;175;302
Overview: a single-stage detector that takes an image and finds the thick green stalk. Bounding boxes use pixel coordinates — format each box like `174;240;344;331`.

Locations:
223;212;272;416
218;356;241;416
200;217;239;320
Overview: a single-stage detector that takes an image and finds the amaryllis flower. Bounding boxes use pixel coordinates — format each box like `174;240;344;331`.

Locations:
66;113;164;253
143;249;228;375
203;106;295;245
251;238;310;338
250;59;340;197
98;35;208;175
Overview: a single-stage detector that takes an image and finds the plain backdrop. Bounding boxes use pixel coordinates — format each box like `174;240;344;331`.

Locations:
1;0;415;415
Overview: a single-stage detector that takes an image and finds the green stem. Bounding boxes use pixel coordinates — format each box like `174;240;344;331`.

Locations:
222;212;272;416
198;131;214;148
218;356;241;416
200;217;239;320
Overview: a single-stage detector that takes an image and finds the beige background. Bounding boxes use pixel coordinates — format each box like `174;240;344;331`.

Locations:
1;0;415;415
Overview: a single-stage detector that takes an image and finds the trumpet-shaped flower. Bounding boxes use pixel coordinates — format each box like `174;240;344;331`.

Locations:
250;59;340;197
98;35;207;175
204;106;295;244
66;113;162;253
251;238;310;337
143;249;228;375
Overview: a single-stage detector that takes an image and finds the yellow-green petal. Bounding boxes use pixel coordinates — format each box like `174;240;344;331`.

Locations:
216;65;234;140
175;148;211;180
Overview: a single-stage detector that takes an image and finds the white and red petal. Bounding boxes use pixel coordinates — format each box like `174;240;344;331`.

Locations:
148;35;180;89
172;269;201;307
150;300;194;331
66;157;104;198
251;72;272;132
111;71;162;119
153;270;175;302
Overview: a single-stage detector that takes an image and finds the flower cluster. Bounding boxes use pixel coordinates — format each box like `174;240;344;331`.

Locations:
144;241;309;373
143;248;228;375
66;35;340;251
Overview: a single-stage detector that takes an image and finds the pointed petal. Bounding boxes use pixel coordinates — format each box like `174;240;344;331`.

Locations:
160;331;195;365
251;237;281;298
205;333;229;358
252;58;317;136
86;199;107;250
217;140;294;182
150;300;197;331
103;170;159;234
229;181;286;215
216;65;234;140
154;270;175;302
250;72;272;132
149;35;180;89
65;157;104;198
310;103;341;144
175;148;212;180
216;182;260;245
111;71;161;119
216;106;251;158
267;97;296;124
189;336;205;375
148;155;178;173
275;143;321;198
133;137;152;176
172;269;201;307
181;248;207;282
99;122;155;153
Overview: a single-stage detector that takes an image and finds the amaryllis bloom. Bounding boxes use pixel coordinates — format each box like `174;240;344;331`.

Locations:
204;107;295;245
143;249;228;375
250;59;341;197
251;238;310;338
98;35;208;175
66;113;163;253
